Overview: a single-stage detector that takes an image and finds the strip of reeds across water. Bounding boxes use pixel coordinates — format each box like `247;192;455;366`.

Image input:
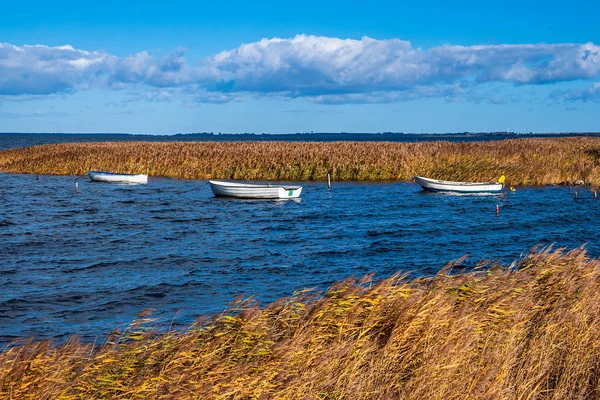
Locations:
1;137;600;184
2;247;600;399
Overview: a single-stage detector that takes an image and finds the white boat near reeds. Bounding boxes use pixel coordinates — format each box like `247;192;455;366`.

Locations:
209;180;302;199
415;175;505;193
88;170;148;184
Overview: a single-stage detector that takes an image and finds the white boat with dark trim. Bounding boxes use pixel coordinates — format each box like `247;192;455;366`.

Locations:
415;175;505;193
209;180;302;199
88;170;148;184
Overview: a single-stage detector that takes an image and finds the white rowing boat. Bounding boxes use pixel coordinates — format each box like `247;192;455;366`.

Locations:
209;180;302;199
415;175;505;193
88;170;148;184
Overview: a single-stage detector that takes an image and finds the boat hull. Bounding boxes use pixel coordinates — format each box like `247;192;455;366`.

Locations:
415;176;502;193
209;180;302;199
88;171;148;184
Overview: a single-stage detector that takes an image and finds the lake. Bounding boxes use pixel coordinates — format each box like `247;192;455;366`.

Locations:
3;132;600;151
1;172;598;344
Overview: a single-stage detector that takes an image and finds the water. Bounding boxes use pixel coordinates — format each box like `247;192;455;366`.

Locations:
1;172;599;344
3;132;600;151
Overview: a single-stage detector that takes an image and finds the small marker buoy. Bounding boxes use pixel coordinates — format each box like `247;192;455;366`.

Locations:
496;204;499;215
594;191;598;199
327;173;331;190
75;181;79;193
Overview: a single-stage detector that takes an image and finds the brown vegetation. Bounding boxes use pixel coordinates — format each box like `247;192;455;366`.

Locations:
2;247;600;399
1;137;600;185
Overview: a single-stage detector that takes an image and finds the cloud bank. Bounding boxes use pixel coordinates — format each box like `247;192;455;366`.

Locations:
1;35;599;104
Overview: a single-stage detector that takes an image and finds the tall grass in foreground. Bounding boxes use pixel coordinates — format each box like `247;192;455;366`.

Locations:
2;247;600;399
1;138;600;184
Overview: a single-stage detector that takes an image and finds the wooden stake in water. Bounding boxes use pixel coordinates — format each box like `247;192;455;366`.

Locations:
327;173;331;190
574;191;578;200
36;174;39;181
75;181;79;193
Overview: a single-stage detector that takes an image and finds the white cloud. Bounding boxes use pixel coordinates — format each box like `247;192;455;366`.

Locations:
1;36;600;104
551;82;600;102
0;43;110;95
206;36;600;94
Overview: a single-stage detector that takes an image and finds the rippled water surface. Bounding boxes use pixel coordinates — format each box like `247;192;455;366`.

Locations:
1;173;599;344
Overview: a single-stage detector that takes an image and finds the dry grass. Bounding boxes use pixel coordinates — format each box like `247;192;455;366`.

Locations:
2;247;600;399
1;138;600;185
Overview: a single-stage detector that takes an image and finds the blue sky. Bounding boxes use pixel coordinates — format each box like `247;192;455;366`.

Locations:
1;0;599;134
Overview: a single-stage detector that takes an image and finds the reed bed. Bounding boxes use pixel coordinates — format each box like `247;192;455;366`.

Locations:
1;138;600;185
2;247;600;399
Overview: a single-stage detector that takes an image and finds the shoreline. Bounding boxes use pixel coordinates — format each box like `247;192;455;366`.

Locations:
1;137;600;186
1;170;595;188
2;247;599;398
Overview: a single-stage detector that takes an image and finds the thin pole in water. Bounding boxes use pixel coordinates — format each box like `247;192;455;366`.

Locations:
35;174;39;181
574;191;578;200
496;204;499;215
327;173;331;190
75;181;79;193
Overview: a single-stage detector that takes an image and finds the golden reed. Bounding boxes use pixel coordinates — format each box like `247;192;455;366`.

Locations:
1;137;600;185
1;247;599;399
